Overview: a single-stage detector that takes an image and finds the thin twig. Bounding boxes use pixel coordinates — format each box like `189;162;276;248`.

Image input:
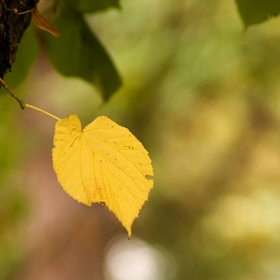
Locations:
0;77;25;109
0;78;61;121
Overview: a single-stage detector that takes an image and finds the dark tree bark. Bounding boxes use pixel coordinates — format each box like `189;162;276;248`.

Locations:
0;0;39;78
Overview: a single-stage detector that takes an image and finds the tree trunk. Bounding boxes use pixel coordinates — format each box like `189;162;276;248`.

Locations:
0;0;39;78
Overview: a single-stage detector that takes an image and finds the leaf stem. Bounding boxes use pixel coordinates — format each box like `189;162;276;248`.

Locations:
25;104;61;121
0;78;61;121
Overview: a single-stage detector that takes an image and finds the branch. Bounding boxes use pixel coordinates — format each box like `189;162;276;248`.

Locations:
0;78;61;121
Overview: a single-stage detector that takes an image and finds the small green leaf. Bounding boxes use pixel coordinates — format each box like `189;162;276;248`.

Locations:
45;9;122;101
1;29;39;90
62;0;120;13
236;0;280;27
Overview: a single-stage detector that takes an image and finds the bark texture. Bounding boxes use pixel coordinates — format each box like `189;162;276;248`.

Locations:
0;0;39;78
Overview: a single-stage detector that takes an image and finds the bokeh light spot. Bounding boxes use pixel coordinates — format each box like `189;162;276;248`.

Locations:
104;236;177;280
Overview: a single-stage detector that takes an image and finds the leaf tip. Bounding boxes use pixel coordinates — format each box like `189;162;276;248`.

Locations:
127;228;132;238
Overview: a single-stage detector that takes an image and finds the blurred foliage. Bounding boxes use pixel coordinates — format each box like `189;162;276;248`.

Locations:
88;0;280;279
2;29;39;89
45;8;121;100
236;0;280;27
0;99;28;279
60;0;120;13
2;0;280;279
51;0;121;100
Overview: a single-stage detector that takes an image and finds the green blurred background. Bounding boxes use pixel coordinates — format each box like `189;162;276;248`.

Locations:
2;0;280;279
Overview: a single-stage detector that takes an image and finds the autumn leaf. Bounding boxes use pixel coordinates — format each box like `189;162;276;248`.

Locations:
52;115;154;236
32;6;60;37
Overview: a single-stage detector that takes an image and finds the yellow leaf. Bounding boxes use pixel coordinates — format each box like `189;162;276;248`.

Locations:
52;115;154;236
